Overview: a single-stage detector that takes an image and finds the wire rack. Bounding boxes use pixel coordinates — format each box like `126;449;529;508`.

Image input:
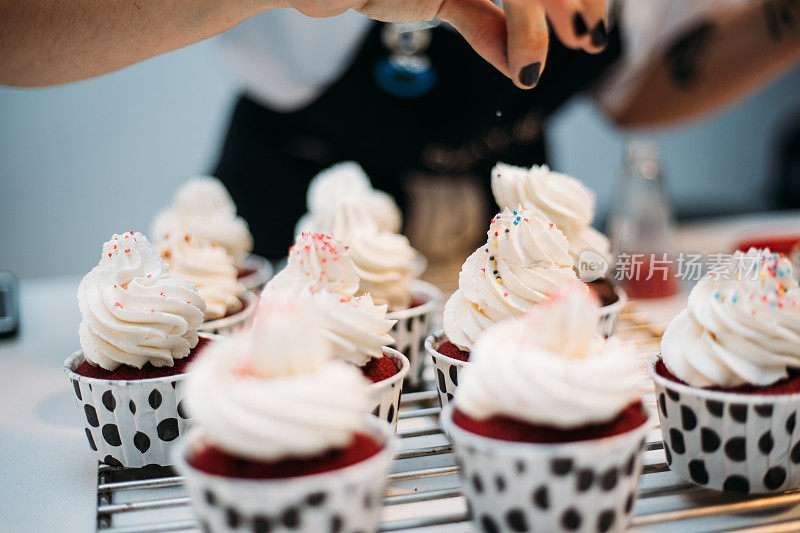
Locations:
94;313;800;532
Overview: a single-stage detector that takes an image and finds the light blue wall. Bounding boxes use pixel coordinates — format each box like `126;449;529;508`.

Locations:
0;38;237;278
1;35;799;279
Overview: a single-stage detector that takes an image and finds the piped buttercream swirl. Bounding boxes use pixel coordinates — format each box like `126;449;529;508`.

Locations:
662;248;800;388
77;232;206;370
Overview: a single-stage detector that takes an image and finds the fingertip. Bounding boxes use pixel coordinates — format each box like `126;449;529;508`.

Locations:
590;20;608;48
517;61;542;88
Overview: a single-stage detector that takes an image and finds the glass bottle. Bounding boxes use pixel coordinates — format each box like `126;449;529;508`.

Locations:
607;140;679;298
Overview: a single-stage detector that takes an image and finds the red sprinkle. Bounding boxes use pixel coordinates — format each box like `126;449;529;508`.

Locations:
114;302;123;308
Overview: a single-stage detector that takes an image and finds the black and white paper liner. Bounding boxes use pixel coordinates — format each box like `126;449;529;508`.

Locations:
441;404;650;533
198;290;258;336
649;356;800;494
367;348;409;431
174;417;394;533
424;330;469;408
597;286;627;338
386;280;442;390
64;332;222;468
238;253;273;292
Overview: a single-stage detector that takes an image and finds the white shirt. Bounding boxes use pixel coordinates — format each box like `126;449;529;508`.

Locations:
218;9;373;112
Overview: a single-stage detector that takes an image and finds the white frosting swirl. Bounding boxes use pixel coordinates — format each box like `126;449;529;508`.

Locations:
456;284;642;428
152;176;253;261
491;163;611;266
157;233;245;321
443;207;578;350
267;233;359;298
299;161;402;235
186;296;372;461
298;198;416;310
77;232;206;370
307;290;396;367
662;249;800;388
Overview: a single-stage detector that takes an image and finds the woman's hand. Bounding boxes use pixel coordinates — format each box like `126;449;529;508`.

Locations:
0;0;606;87
280;0;609;88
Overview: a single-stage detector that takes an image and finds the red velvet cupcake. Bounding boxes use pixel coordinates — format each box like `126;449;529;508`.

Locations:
267;233;410;429
64;231;210;468
175;295;393;533
441;284;649;533
651;249;800;494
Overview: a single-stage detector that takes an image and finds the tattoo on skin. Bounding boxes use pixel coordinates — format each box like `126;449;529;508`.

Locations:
763;0;798;41
666;22;714;89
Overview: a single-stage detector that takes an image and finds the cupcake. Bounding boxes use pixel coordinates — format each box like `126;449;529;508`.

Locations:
64;231;212;467
267;233;409;428
175;295;393;533
297;161;402;235
156;233;257;335
295;164;441;388
441;284;649;533
429;207;578;406
152;176;272;291
651;248;800;494
491;162;625;335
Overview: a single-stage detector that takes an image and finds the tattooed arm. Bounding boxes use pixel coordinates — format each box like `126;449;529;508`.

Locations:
608;0;800;128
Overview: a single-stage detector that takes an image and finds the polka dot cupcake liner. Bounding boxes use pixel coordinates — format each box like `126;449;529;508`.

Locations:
597;287;627;338
237;253;273;292
440;404;650;533
64;332;223;468
368;348;409;431
174;417;394;533
425;330;469;408
649;356;800;494
197;291;258;336
386;280;442;390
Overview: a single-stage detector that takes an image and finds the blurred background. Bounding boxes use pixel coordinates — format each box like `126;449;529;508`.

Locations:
2;32;800;279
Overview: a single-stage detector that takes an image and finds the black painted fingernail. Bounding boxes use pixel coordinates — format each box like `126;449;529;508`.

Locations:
591;21;608;47
519;62;541;87
573;13;589;36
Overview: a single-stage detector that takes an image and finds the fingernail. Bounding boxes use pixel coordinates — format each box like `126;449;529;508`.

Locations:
573;13;588;36
519;62;541;87
591;21;608;47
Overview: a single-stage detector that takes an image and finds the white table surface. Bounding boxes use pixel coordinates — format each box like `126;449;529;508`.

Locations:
2;210;799;533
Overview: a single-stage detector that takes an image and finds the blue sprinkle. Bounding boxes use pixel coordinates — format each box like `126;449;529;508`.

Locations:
771;301;776;307
513;221;518;225
732;295;738;303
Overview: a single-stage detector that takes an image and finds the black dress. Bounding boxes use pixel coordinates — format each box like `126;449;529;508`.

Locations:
213;21;622;258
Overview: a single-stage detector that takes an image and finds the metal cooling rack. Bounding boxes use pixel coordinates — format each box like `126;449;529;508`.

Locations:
94;314;800;532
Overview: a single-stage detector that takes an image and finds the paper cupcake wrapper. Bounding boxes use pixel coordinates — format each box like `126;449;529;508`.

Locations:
386;280;442;390
367;348;410;431
174;417;393;533
198;291;258;336
238;253;273;292
63;332;222;468
649;356;800;494
441;404;649;533
597;286;627;338
425;330;469;408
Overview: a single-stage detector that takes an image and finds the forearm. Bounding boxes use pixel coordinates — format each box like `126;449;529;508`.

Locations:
0;0;271;86
611;0;800;128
